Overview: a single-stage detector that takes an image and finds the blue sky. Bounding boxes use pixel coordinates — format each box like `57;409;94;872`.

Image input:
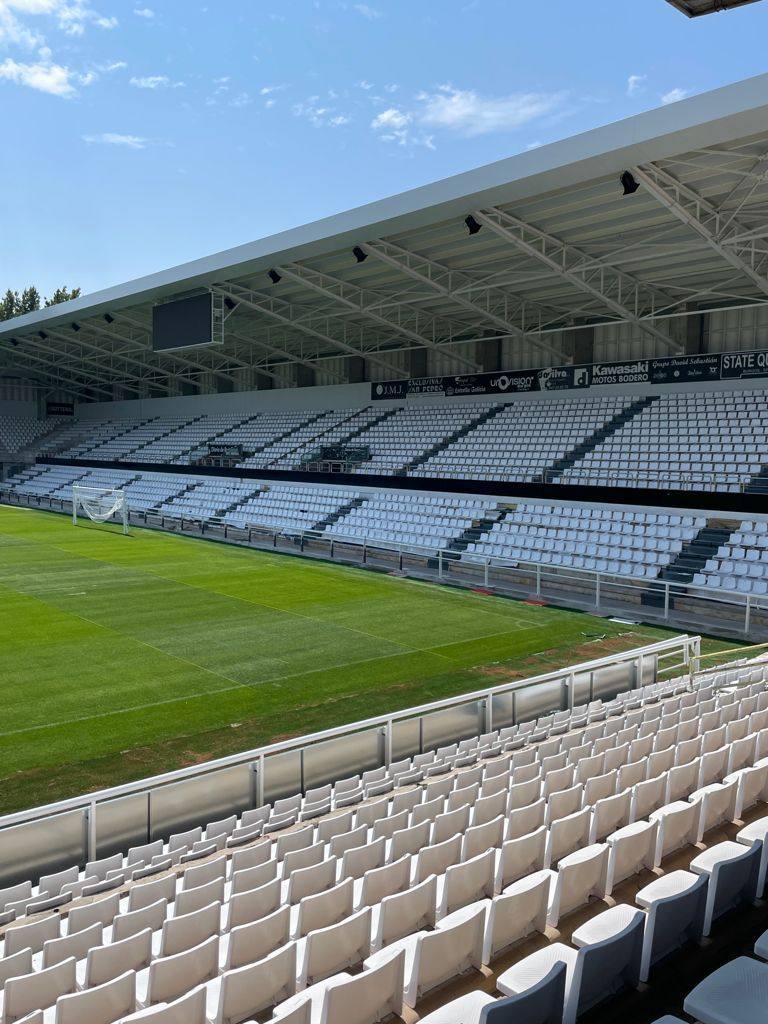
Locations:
1;0;767;298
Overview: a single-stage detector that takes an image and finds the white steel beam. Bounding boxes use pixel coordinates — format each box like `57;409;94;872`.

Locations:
213;283;405;379
362;238;565;360
472;207;683;353
631;163;768;297
274;263;480;372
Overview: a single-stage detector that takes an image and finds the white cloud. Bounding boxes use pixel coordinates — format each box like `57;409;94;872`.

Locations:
82;131;149;148
293;95;352;128
129;73;183;89
133;6;154;17
626;74;645;97
661;87;689;105
0;55;75;95
369;85;567;149
415;85;566;137
370;106;412;145
353;4;381;18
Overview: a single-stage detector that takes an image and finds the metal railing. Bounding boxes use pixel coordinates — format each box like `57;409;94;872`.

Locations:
2;488;767;640
0;633;695;888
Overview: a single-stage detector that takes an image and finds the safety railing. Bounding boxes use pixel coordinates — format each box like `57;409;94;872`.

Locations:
0;633;695;888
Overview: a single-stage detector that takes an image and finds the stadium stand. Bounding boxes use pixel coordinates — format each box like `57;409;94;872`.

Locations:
11;386;768;493
0;656;765;1022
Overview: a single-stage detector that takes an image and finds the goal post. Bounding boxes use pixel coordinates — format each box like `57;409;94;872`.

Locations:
72;484;129;535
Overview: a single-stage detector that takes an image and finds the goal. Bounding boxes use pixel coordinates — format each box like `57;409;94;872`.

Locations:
72;484;129;535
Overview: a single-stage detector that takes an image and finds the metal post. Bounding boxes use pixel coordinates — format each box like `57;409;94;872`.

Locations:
256;754;265;807
85;802;97;862
362;541;367;565
438;549;443;579
664;583;670;620
485;693;493;734
384;721;393;767
484;557;489;587
595;573;600;609
535;563;541;597
745;595;752;637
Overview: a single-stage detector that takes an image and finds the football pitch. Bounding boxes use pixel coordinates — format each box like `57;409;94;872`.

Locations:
0;504;744;814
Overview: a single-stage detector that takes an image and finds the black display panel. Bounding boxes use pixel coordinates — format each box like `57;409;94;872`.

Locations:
152;293;213;352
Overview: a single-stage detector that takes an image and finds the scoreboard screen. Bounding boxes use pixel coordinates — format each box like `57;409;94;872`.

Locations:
152;293;213;352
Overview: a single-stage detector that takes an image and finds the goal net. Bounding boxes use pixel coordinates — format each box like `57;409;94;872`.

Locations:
72;484;129;534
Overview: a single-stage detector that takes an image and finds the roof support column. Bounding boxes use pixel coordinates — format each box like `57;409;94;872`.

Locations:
409;348;428;378
476;337;502;372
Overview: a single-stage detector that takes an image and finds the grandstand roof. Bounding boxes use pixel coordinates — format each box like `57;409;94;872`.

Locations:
665;0;762;15
4;73;768;399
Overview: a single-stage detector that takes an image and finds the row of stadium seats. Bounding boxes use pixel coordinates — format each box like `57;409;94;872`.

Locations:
8;466;767;598
0;415;63;455
19;386;768;492
0;661;764;1023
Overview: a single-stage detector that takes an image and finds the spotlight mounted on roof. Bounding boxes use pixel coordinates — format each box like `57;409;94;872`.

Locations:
620;171;640;196
352;246;368;264
38;331;48;340
223;297;237;311
71;322;80;332
103;313;115;324
9;338;18;347
267;269;282;285
465;215;482;235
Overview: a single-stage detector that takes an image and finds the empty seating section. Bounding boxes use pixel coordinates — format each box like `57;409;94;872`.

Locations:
158;480;261;521
413;395;631;482
350;404;488;475
560;390;768;491
271;408;383;469
7;387;768;492
324;493;497;550
467;505;705;578
0;658;766;1023
694;520;768;596
222;485;359;531
7;467;767;594
0;415;63;454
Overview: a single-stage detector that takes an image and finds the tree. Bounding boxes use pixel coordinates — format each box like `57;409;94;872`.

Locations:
45;286;81;307
20;286;41;314
0;284;81;321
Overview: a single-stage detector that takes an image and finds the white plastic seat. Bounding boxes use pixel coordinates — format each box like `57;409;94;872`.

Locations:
736;815;768;897
355;856;410;910
364;903;485;1009
606;819;657;893
498;904;643;1024
485;870;551;962
437;850;495;919
110;900;168;944
372;874;436;951
548;843;609;927
495;828;547;892
206;943;298;1024
635;870;707;982
413;835;462;884
689;840;761;936
52;969;135;1024
298;907;371;989
294;878;353;939
545;808;591;868
689;780;738;841
223;878;280;930
317;947;405;1024
684;955;768;1024
136;935;218;1008
650;801;700;866
80;927;153;989
462;817;505;862
2;958;76;1023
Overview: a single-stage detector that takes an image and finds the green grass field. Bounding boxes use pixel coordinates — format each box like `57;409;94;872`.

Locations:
0;504;747;815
